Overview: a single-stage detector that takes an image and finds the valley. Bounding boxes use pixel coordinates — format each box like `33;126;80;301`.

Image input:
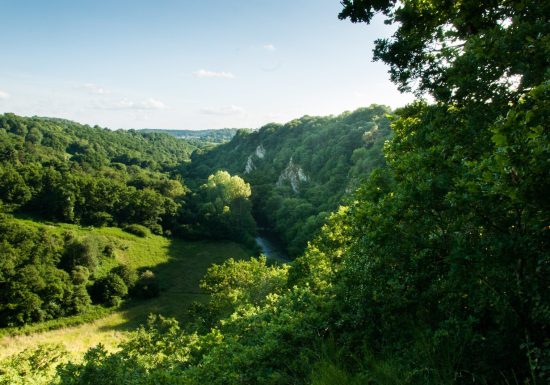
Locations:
0;1;548;382
0;218;253;359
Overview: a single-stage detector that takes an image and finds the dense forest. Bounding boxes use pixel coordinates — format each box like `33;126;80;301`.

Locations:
0;0;549;384
184;105;391;256
0;115;257;329
139;128;239;144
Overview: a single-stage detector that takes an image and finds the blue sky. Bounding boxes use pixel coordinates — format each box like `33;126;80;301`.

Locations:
0;0;413;129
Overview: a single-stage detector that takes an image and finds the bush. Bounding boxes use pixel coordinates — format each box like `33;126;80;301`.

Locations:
90;273;128;305
123;224;149;237
132;270;160;299
70;266;90;285
110;264;138;289
88;211;113;227
61;237;101;273
148;223;163;235
103;244;116;258
68;285;92;314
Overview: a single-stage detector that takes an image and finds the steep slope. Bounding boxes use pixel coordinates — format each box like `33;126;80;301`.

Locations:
0;114;197;170
184;105;392;255
0;114;194;231
184;105;390;255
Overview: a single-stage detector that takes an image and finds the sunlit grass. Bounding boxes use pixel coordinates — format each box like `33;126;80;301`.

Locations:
0;219;253;360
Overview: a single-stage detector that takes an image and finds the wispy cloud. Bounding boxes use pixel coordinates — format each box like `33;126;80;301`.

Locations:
263;44;276;51
96;98;167;110
81;83;110;95
193;69;235;79
0;90;10;100
200;105;245;116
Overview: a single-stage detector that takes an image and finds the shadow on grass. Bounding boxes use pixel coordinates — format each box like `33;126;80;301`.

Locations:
96;237;255;333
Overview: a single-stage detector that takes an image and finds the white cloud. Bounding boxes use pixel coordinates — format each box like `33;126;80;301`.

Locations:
263;44;276;51
140;98;167;110
96;98;167;110
193;69;235;79
200;105;245;116
0;90;10;100
81;83;110;95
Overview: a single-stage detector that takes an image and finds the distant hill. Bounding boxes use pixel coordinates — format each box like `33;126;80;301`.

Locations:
139;128;241;144
183;105;392;256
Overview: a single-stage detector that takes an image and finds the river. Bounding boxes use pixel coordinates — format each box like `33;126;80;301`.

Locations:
255;233;290;263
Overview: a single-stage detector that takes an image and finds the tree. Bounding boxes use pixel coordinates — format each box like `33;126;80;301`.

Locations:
339;0;550;105
90;273;128;306
0;165;31;210
194;171;256;243
334;1;550;383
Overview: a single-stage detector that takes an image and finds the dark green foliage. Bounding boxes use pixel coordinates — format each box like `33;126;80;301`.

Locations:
90;273;128;306
339;0;550;104
132;270;160;299
52;2;549;384
124;224;150;238
330;1;550;382
0;217;96;327
0;114;191;232
184;105;391;256
61;236;101;273
110;264;138;290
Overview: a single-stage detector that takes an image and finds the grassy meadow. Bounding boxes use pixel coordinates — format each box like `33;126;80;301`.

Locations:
0;218;253;360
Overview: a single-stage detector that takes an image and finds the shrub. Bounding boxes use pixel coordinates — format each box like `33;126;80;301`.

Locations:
88;211;113;227
103;244;116;258
123;224;149;237
61;237;101;273
110;264;138;289
90;273;128;305
148;223;163;235
70;266;90;285
132;270;160;299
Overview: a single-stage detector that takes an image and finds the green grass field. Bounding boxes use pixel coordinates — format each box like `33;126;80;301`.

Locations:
0;219;254;360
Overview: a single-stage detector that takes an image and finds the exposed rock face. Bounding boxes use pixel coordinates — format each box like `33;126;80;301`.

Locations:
276;157;309;193
244;144;266;174
244;155;255;173
255;144;265;159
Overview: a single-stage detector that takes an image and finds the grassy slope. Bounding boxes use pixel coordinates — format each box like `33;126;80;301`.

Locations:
0;219;253;359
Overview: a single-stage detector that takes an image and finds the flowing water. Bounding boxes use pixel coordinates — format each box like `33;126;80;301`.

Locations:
255;233;289;263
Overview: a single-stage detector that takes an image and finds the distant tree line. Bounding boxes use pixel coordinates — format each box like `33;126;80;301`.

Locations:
0;114;257;327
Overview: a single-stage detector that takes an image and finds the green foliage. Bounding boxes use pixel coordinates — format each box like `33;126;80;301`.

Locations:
90;273;128;306
132;270;160;299
184;105;391;256
3;3;549;383
61;235;102;273
0;114;191;232
124;224;150;238
339;0;550;104
139;128;239;144
329;2;550;382
58;316;192;385
110;264;138;290
0;217;99;327
199;256;289;320
0;344;66;385
181;171;257;245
